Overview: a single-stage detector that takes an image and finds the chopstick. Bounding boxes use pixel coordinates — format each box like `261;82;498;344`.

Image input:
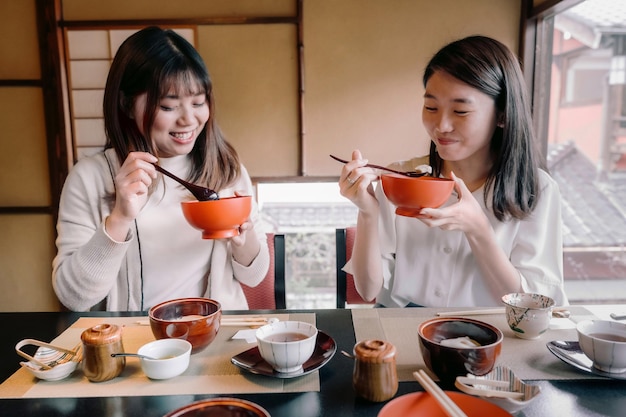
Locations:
437;307;571;318
413;370;468;417
134;316;271;327
437;308;505;317
220;317;270;327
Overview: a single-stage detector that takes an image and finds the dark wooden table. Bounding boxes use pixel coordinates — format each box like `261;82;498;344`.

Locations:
1;309;624;417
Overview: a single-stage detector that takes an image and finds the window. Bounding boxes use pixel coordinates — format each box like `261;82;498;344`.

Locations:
534;0;626;304
257;183;357;308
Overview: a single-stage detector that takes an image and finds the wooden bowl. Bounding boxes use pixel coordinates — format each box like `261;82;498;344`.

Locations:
163;398;270;417
381;174;454;217
418;317;503;385
148;298;221;354
181;196;252;239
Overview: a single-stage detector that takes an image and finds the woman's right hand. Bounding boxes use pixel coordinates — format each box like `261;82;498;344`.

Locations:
105;152;158;241
338;150;380;215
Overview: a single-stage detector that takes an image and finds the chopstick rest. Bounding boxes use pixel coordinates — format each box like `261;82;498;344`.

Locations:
413;369;468;417
455;376;524;400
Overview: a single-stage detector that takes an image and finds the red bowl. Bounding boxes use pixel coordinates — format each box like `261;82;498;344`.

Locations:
181;196;252;239
148;298;221;354
418;317;503;384
381;174;454;217
163;398;270;417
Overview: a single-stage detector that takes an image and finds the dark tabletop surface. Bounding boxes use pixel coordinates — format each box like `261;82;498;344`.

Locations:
1;309;624;417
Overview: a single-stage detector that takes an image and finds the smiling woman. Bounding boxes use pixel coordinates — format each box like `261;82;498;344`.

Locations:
52;26;270;312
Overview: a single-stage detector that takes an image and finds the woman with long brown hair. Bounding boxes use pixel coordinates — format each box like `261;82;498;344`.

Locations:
53;26;269;311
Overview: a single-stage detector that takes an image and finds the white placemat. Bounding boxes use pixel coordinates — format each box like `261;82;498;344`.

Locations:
352;306;602;382
1;313;319;399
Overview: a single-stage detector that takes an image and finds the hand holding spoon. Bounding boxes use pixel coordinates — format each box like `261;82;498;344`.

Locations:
153;164;219;201
329;154;430;177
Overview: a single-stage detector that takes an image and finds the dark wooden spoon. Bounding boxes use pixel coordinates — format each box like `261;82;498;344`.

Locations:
329;154;429;177
153;164;219;201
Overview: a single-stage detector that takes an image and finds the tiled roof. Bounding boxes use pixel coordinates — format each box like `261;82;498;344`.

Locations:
260;142;626;249
548;141;626;248
261;202;357;232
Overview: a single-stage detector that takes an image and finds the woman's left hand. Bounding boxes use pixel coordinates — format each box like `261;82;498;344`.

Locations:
228;191;260;266
417;172;490;235
230;218;253;248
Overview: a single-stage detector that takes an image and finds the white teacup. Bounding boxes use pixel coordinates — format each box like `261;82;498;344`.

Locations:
256;321;318;373
577;320;626;373
502;293;555;340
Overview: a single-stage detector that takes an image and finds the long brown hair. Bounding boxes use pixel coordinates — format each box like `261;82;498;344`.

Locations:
423;35;543;221
103;26;240;191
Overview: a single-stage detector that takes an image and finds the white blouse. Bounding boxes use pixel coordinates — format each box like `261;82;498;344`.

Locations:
373;168;569;308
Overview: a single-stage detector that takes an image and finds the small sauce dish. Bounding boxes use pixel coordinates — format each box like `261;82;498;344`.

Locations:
16;339;82;381
137;339;192;379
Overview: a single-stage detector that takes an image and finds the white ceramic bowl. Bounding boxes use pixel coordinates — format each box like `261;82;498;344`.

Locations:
137;339;192;379
501;293;555;340
256;321;318;373
577;320;626;373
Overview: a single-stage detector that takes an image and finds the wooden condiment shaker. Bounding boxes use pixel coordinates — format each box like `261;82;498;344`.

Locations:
81;323;125;382
352;339;398;402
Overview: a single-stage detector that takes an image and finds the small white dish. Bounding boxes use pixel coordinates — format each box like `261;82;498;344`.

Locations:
137;338;192;379
16;339;82;381
455;365;541;414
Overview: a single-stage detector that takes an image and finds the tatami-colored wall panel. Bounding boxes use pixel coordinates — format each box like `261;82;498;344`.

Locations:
0;0;39;79
0;87;50;207
0;215;59;312
197;24;299;177
0;0;528;312
62;0;296;20
303;0;521;175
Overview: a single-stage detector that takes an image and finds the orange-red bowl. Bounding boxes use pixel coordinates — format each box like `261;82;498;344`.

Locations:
148;297;222;354
181;196;252;239
381;174;454;217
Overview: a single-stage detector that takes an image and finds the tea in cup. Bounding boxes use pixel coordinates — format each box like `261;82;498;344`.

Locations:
255;321;317;373
577;320;626;373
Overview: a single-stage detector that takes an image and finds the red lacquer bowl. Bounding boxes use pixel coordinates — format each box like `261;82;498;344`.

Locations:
381;174;454;217
181;195;252;239
148;297;221;354
418;317;503;384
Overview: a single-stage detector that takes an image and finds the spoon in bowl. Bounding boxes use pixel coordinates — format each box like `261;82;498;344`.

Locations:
111;352;157;360
153;164;219;201
329;154;430;177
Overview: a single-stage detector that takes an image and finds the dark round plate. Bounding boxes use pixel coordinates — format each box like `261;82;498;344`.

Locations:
547;340;626;380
